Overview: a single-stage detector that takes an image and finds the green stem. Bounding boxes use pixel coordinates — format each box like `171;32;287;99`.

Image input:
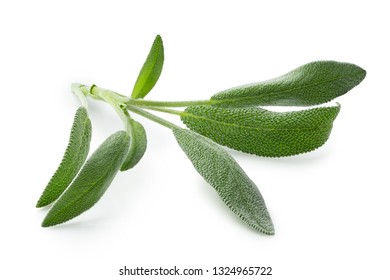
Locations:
127;105;180;130
73;83;133;131
135;106;184;116
89;85;130;104
126;98;216;107
71;83;209;130
71;83;89;108
121;109;133;134
74;83;219;108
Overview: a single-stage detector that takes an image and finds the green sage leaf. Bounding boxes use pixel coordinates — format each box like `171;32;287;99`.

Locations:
131;35;164;99
121;119;147;171
42;131;130;227
36;107;92;208
211;61;366;107
181;105;340;157
173;128;274;235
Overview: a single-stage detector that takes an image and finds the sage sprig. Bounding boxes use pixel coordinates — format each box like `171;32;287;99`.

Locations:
37;35;366;234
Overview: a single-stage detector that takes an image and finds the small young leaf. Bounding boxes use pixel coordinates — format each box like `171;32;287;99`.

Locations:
181;105;340;157
121;119;147;171
131;35;164;99
173;128;274;235
211;61;366;107
42;131;130;227
36;107;92;208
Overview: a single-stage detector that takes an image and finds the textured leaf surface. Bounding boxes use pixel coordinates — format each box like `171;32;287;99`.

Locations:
173;128;274;234
131;35;164;99
211;61;366;107
36;107;92;207
42;131;130;227
182;105;340;157
121;119;147;171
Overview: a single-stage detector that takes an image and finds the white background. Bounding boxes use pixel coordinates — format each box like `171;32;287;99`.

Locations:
1;1;389;279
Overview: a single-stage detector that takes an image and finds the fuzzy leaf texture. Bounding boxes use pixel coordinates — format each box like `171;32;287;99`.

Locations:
211;61;366;107
181;105;340;157
121;119;147;171
42;131;130;227
36;107;92;207
131;35;164;99
173;128;274;234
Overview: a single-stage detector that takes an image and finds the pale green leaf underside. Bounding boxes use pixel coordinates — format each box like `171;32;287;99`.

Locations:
42;131;130;227
182;105;340;157
121;119;147;171
36;107;92;208
173;128;274;235
131;35;164;99
211;61;366;107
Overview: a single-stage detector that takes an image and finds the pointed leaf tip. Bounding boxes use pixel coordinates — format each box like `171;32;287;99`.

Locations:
173;128;274;235
36;107;92;208
131;35;164;99
41;131;130;227
211;61;366;107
